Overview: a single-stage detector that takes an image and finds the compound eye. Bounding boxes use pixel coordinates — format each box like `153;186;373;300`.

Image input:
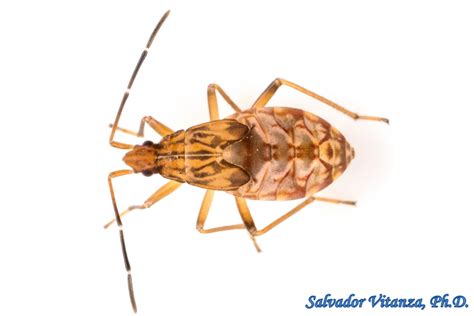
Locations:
142;170;153;177
142;140;153;146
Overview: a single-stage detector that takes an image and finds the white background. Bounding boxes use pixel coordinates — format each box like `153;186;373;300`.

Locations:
0;0;473;315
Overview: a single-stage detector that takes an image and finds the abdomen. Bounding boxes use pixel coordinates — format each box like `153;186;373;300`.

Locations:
223;107;355;200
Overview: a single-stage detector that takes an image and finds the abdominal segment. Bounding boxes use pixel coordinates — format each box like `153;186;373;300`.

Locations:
224;107;354;200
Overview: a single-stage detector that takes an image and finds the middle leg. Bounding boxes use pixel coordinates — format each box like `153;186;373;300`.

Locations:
195;190;260;251
207;83;242;121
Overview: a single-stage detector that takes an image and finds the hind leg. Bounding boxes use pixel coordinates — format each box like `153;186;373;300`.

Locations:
252;78;389;124
235;196;356;246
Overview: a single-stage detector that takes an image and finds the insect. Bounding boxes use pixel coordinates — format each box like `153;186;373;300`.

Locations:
106;10;388;313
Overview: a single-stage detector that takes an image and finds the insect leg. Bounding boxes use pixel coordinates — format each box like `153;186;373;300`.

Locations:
251;78;389;124
196;190;246;233
110;10;171;150
108;169;137;312
207;83;242;120
235;196;314;244
235;195;356;239
195;190;262;250
104;180;182;229
314;196;356;205
109;115;174;138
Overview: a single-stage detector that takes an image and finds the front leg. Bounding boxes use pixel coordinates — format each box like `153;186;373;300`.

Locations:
109;115;174;138
104;180;182;229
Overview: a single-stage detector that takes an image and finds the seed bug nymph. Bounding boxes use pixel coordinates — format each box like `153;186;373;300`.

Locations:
106;10;388;313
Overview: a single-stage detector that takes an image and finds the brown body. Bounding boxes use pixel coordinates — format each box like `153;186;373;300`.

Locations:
108;11;388;313
124;107;354;201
